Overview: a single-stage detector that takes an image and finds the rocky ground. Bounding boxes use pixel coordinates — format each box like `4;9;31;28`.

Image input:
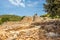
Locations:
0;15;60;40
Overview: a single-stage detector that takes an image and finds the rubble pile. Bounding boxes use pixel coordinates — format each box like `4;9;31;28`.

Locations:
0;15;60;40
0;27;40;40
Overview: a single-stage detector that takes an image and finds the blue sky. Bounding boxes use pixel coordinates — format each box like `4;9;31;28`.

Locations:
0;0;46;16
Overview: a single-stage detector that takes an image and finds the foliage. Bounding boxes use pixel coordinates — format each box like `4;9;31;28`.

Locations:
0;15;23;24
40;13;50;17
44;0;60;18
21;16;25;20
40;13;60;19
1;17;10;22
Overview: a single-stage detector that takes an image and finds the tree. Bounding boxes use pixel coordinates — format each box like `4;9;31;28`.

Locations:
1;17;10;22
21;16;25;20
44;0;60;18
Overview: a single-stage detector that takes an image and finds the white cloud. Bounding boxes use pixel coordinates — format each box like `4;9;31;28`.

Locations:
9;0;39;7
27;1;39;7
9;0;25;7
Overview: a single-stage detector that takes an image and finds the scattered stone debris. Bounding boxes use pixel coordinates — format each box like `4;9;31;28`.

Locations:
0;14;60;40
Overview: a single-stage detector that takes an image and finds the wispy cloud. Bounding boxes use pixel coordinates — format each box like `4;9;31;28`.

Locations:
9;0;39;8
9;0;25;7
27;1;39;7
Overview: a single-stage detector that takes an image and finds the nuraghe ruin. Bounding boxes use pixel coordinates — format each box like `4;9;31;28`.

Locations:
0;14;60;40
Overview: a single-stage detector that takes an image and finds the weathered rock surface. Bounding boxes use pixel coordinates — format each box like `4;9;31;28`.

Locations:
0;15;60;40
0;27;40;40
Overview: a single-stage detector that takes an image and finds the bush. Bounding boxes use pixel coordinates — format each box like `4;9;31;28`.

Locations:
1;17;10;22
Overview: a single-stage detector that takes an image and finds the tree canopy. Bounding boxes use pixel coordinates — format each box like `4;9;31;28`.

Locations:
44;0;60;18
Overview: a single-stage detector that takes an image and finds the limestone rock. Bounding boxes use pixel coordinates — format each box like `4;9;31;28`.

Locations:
0;27;40;40
0;15;60;40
